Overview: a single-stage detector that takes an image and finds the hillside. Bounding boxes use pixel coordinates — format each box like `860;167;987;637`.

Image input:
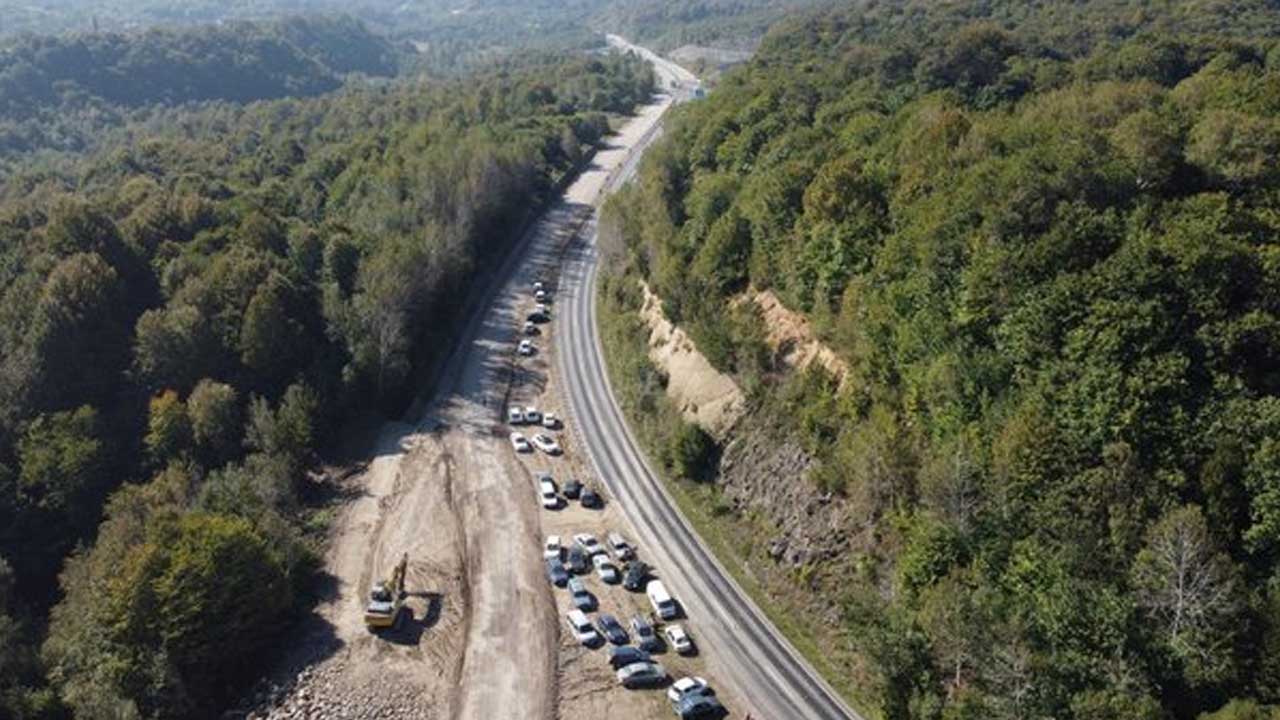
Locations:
597;0;830;52
0;0;830;66
601;0;1280;717
0;15;397;161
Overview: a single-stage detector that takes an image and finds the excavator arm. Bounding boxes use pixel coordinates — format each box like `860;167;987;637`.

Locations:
391;553;408;597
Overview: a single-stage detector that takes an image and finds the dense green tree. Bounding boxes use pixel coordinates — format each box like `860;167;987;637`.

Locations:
144;390;191;467
16;407;106;545
1187;110;1280;188
246;383;320;475
25;252;130;414
133;304;220;393
239;273;305;389
666;421;717;482
46;500;292;719
186;380;241;465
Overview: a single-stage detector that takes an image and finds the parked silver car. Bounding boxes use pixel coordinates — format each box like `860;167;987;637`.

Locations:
616;661;666;688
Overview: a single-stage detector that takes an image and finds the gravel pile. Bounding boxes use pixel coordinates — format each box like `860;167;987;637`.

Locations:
239;659;437;720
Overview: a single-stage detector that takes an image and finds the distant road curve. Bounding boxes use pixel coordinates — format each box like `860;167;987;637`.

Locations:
557;36;861;720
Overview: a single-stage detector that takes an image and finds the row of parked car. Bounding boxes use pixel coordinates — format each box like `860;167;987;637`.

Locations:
547;532;723;717
537;473;602;510
512;430;561;455
511;284;566;454
517;280;722;717
516;283;550;355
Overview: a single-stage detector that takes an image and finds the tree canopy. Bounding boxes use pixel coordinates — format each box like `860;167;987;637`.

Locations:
604;0;1280;716
0;29;653;717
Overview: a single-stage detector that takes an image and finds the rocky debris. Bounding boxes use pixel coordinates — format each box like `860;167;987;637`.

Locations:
715;426;853;570
235;657;439;720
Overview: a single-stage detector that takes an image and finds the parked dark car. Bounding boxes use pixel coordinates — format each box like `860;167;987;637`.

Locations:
581;486;602;508
545;557;568;586
607;645;651;669
630;615;660;652
674;693;724;719
623;560;650;592
597;613;629;645
567;545;589;574
569;577;595;611
563;478;583;499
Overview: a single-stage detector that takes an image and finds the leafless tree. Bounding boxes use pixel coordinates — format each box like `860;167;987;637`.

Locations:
919;571;988;698
922;431;982;532
983;630;1035;719
1131;505;1240;681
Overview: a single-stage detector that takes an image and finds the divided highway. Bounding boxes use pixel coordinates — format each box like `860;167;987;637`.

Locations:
556;40;860;720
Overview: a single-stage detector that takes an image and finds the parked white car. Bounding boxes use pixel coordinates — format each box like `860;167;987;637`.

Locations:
664;625;695;655
541;412;559;429
544;535;562;560
523;321;537;335
573;533;604;557
647;580;679;620
539;478;559;509
593;554;620;583
518;340;534;356
510;432;531;453
607;532;634;560
523;407;542;424
666;676;711;703
535;289;548;302
507;406;525;424
532;433;562;455
565;609;600;646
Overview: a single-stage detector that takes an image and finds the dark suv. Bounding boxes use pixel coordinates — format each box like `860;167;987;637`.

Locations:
567;545;589;574
623;560;650;591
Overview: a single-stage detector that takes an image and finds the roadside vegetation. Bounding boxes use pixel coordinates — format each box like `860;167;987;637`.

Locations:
0;31;653;717
602;0;1280;717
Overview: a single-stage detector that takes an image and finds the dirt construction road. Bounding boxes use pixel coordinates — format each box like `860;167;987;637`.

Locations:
246;75;676;720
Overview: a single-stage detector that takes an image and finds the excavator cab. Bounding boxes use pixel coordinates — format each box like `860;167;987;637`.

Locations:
364;554;408;630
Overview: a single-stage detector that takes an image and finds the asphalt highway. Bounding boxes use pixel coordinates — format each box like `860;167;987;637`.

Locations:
555;39;861;720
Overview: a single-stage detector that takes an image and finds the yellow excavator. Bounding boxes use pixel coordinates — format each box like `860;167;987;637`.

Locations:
364;553;408;631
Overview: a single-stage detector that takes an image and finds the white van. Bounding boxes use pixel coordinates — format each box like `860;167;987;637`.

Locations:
646;580;678;620
565;609;600;646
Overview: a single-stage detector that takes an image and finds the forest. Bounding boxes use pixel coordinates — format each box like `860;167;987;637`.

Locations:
0;0;820;165
601;0;1280;717
0;0;830;66
0;15;400;164
0;29;653;717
